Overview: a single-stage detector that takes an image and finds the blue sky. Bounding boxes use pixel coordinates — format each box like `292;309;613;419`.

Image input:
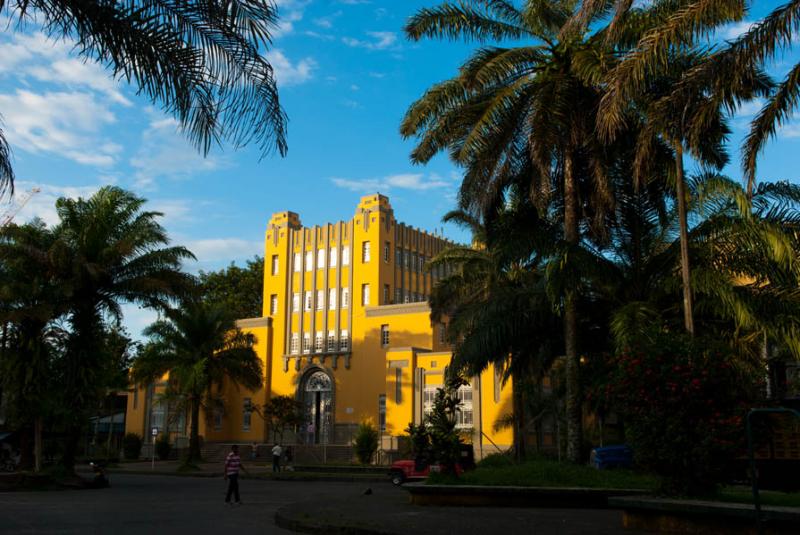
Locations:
1;0;799;336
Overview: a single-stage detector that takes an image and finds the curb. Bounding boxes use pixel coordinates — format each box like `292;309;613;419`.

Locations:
274;506;397;535
97;469;388;483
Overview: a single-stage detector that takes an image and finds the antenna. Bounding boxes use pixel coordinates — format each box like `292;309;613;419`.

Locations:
0;187;41;227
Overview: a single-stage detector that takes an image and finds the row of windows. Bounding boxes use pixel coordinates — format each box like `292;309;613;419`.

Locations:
212;398;254;432
290;331;350;354
290;247;352;273
290;288;350;312
423;385;474;428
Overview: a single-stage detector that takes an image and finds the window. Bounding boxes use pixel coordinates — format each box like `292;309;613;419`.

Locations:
342;287;350;308
329;288;337;310
383;284;390;305
315;331;323;352
293;253;301;272
340;330;349;351
290;333;299;354
270;294;278;315
423;386;437;417
243;398;252;431
213;409;222;431
362;241;371;263
405;250;411;268
316;290;324;310
455;385;474;428
439;323;447;344
413;253;419;272
395;368;402;403
327;331;336;352
330;247;338;267
384;241;390;263
271;255;279;275
395;288;402;304
305;251;313;271
396;248;403;267
317;249;325;269
420;256;426;272
381;324;389;347
303;333;311;353
361;283;370;306
305;291;312;311
404;292;410;304
378;395;386;433
342;247;350;266
292;293;300;312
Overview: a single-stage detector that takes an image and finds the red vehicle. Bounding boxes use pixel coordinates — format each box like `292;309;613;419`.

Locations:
388;459;465;485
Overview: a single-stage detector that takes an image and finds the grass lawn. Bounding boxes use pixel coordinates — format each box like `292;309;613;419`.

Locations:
715;487;800;508
428;456;658;490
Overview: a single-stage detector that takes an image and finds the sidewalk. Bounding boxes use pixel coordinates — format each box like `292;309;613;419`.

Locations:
275;484;645;535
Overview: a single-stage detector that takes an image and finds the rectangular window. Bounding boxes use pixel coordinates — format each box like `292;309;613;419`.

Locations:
316;289;324;310
405;251;411;268
330;247;338;267
315;331;323;352
420;256;426;272
383;284;390;305
327;331;336;352
292;293;300;312
439;323;446;344
381;324;389;347
362;241;371;263
423;386;437;417
361;283;370;306
404;293;410;304
293;253;301;272
413;253;419;272
271;255;279;275
305;251;313;271
342;287;350;308
396;248;403;267
243;398;252;431
339;330;350;351
317;249;325;269
342;247;350;266
329;288;337;310
395;368;402;403
395;288;402;304
213;409;222;431
384;241;390;263
290;333;299;354
270;294;278;315
456;385;474;429
305;291;312;311
378;395;386;433
303;333;311;353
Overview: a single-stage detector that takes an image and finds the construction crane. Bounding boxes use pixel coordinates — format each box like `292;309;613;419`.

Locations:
0;187;41;228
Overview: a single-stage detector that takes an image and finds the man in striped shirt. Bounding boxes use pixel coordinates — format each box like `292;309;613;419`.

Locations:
224;445;248;505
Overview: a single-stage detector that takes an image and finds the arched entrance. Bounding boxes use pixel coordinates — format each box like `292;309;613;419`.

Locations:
301;369;333;444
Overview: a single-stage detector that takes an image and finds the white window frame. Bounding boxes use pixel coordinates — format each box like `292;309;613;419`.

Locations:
292;293;300;313
361;283;370;306
271;255;279;275
329;288;337;310
290;333;299;354
317;249;325;269
340;330;349;351
270;294;278;315
327;331;336;352
342;247;350;266
316;290;324;310
381;324;389;347
303;333;311;353
305;291;313;311
293;253;301;272
315;331;323;352
342;287;350;308
330;247;338;267
305;251;313;271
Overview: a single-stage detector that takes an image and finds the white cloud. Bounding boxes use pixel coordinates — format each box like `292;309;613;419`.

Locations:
735;98;765;118
331;173;451;192
304;31;336;41
130;115;225;189
350;84;360;91
778;122;800;139
119;304;159;340
181;238;263;264
266;49;317;86
342;31;398;50
313;11;342;29
720;20;755;41
0;89;120;166
338;0;371;4
272;0;310;38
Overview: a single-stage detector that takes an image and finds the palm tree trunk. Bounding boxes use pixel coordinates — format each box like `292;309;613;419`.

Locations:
674;142;695;336
34;417;42;473
512;368;526;462
106;401;115;462
188;398;201;465
563;150;583;464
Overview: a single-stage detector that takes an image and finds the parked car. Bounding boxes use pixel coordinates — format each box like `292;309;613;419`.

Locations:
388;459;465;485
590;444;633;469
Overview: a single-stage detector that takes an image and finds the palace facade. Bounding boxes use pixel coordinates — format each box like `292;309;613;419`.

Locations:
125;194;513;458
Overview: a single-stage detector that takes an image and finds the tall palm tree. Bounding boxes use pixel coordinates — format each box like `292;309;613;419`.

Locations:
51;186;194;470
0;0;289;196
133;301;263;466
402;0;647;462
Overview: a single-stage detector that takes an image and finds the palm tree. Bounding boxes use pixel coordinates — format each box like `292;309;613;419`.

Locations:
51;186;194;470
133;301;263;466
402;0;651;462
0;0;288;196
0;221;61;472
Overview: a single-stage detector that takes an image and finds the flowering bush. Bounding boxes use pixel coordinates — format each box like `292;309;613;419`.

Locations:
604;333;763;495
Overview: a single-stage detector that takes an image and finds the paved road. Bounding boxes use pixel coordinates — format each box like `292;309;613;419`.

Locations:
0;473;377;534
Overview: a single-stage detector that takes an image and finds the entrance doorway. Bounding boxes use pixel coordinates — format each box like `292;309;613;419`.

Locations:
301;370;333;444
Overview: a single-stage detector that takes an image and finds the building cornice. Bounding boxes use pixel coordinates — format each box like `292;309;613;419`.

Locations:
235;317;272;329
365;302;430;317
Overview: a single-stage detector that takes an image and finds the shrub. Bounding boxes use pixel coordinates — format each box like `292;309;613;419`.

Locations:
353;421;379;464
122;433;142;460
478;453;514;469
604;333;762;495
155;435;171;461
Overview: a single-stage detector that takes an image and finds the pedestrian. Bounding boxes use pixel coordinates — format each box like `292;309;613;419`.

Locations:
271;443;282;473
224;444;248;505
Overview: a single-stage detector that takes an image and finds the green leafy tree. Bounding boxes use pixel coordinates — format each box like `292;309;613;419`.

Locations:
198;257;265;319
52;186;194;470
133;300;263;466
261;395;304;444
0;0;288;196
353;421;379;465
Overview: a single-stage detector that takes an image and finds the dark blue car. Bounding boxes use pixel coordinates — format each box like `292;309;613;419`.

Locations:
590;445;633;469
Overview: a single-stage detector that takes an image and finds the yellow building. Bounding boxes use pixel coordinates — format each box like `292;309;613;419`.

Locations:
125;194;513;459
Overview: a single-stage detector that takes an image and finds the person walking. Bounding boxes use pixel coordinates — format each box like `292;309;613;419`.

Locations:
224;444;248;505
271;443;282;473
